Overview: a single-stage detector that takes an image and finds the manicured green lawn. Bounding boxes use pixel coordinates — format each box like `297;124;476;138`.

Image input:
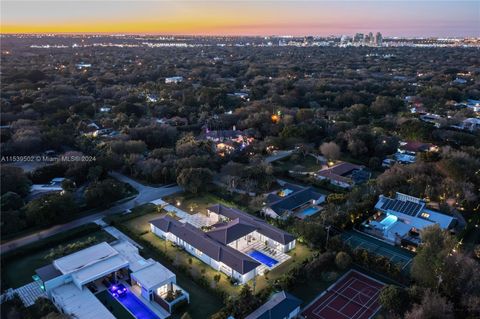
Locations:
96;290;135;319
273;155;323;172
163;192;249;216
255;243;314;291
2;229;116;289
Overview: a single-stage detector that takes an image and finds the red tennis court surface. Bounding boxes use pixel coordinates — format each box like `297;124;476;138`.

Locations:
302;270;385;319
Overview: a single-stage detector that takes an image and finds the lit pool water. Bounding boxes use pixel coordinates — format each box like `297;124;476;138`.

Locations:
248;250;278;268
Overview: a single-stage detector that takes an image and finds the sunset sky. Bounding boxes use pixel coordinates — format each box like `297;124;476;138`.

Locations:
1;1;479;37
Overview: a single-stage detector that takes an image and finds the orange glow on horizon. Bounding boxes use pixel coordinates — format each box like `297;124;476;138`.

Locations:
1;1;478;37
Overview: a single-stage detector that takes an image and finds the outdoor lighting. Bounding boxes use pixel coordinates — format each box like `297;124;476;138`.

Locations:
176;201;181;206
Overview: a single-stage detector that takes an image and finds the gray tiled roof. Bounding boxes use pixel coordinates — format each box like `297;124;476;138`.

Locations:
206;218;258;244
150;216;260;274
268;187;323;215
245;291;302;319
207;204;295;245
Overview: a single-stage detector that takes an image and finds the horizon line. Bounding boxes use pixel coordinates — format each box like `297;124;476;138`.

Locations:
1;32;478;39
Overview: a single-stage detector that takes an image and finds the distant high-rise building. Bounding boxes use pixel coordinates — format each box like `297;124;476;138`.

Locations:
340;35;349;45
354;33;364;43
368;32;374;44
375;32;383;47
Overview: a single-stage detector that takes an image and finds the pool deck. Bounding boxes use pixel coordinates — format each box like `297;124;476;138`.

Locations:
238;241;290;274
295;206;323;219
100;280;170;319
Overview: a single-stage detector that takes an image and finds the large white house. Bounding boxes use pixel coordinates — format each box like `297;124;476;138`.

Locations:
362;192;458;248
150;204;296;284
34;241;189;319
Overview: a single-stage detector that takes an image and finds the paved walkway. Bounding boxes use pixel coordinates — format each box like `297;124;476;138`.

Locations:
264;150;294;163
5;282;46;307
163;204;190;219
180;213;217;229
94;218;144;250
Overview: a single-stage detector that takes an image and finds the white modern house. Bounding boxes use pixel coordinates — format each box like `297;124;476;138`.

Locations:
362;192;458;248
165;76;184;84
34;241;189;319
150;204;296;284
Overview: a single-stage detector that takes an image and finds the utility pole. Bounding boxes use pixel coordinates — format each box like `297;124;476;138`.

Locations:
325;225;331;249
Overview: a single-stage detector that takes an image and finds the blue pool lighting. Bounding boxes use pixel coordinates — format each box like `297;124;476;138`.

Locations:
108;284;160;319
298;207;319;218
248;250;279;268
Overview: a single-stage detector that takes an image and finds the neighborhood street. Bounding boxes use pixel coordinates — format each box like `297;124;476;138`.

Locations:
0;172;182;254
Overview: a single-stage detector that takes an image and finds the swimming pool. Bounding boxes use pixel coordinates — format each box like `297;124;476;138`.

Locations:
380;214;398;229
108;285;160;319
248;250;279;268
297;206;320;218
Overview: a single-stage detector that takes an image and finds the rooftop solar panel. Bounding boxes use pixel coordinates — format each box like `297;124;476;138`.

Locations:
380;198;422;216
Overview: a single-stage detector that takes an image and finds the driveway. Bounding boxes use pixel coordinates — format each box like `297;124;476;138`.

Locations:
0;172;182;254
264;150;294;163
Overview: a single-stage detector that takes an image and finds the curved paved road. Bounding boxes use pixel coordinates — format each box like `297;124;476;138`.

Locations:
0;172;182;254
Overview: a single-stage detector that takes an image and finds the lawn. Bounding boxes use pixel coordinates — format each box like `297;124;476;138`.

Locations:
273;155;323;173
164;190;251;216
255;243;314;292
2;229;116;289
138;232;315;297
96;290;135;319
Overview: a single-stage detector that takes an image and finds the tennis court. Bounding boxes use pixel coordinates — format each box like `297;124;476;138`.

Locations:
302;270;385;319
342;231;413;269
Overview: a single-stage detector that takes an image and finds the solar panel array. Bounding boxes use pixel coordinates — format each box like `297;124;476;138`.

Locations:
380;198;423;216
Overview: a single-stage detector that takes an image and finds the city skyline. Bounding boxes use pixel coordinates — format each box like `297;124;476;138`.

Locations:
1;1;479;37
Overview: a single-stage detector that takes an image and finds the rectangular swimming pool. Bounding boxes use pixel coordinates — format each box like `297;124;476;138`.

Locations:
108;285;160;319
297;206;320;218
248;250;278;268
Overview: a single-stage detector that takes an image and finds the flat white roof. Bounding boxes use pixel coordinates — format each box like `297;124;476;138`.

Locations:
54;242;119;275
422;209;455;228
131;262;175;291
385;222;412;241
71;254;129;287
112;241;154;273
51;283;115;319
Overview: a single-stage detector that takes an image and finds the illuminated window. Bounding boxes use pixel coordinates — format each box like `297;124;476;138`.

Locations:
420;212;430;219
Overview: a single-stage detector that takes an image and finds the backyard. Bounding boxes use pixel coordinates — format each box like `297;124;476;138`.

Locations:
108;207;225;319
122;208;315;297
163;191;251;216
108;200;318;318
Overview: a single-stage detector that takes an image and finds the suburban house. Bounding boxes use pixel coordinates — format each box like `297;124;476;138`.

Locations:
165;76;183;84
227;92;249;100
419;113;443;127
263;183;326;219
315;161;370;189
34;241;189;319
205;127;254;155
389;141;439;165
156;116;188;126
150;204;296;284
361;192;457;249
30;177;65;196
245;291;302;319
451;118;480;132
